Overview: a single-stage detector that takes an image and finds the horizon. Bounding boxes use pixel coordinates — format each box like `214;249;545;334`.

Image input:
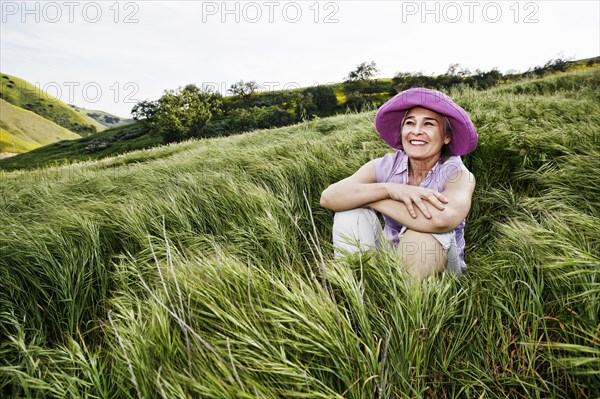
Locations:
1;1;599;118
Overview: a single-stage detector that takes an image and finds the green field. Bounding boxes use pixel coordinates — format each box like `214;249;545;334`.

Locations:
0;68;598;398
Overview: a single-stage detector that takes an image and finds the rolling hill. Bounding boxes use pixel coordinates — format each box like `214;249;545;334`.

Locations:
0;121;154;168
0;73;101;158
0;73;136;158
0;127;39;155
69;104;134;129
0;99;81;156
0;72;98;137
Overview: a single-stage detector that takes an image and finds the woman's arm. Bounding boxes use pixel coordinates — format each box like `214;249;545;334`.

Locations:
320;160;388;211
320;160;449;213
368;169;475;233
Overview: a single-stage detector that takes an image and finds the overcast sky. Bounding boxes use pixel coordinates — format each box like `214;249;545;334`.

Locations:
1;1;598;117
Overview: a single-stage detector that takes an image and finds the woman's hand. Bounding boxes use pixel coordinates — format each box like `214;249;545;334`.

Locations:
385;183;448;219
369;170;474;234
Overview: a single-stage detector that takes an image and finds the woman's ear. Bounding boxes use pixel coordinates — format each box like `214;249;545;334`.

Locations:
444;135;451;145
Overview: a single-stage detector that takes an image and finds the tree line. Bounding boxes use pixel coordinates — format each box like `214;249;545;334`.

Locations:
132;57;598;143
131;82;338;143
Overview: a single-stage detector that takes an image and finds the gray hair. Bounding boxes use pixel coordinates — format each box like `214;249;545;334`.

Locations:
443;115;453;137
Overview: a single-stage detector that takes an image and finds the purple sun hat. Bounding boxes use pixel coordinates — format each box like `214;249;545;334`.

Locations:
374;88;478;156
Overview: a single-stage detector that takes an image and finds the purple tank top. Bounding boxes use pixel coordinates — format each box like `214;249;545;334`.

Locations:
374;151;469;267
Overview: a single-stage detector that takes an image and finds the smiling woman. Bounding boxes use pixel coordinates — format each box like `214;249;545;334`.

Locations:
320;88;478;280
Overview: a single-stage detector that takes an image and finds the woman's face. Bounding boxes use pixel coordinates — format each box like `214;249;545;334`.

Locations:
400;107;451;162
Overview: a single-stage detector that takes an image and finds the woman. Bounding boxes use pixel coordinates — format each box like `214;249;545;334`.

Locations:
320;88;478;279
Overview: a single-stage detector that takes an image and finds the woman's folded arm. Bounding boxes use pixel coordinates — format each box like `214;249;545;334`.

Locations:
367;169;475;233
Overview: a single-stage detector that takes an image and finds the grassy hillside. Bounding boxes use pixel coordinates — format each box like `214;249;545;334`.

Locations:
0;99;81;152
69;105;107;131
0;122;157;170
69;104;134;129
0;68;598;398
0;128;39;155
0;73;97;136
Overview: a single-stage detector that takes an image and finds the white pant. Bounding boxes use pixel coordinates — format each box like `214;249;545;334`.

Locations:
332;208;383;255
332;208;463;275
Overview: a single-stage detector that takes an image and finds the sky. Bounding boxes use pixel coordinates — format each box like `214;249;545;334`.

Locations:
1;1;599;118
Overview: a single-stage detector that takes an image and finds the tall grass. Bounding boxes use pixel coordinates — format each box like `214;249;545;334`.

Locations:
1;68;598;398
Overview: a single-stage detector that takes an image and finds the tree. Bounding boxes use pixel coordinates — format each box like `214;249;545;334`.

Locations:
473;69;502;89
305;86;338;114
446;63;471;77
345;61;380;82
131;99;159;121
228;80;261;98
296;86;338;118
132;84;222;142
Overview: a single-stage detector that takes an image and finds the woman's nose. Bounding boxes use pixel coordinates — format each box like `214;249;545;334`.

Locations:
412;123;424;134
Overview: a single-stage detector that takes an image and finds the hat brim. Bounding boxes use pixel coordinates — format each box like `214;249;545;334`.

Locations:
375;88;478;156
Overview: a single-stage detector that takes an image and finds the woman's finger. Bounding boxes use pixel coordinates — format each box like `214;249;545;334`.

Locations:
414;198;431;219
434;191;449;203
426;193;446;211
404;200;417;218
